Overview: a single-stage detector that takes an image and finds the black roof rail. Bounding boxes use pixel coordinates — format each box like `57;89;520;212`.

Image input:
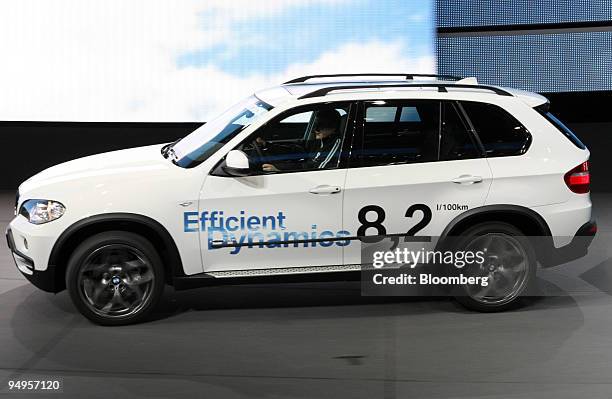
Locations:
284;73;463;84
298;83;514;99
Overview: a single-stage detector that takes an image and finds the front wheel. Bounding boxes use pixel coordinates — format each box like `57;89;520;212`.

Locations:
66;231;165;325
452;222;536;312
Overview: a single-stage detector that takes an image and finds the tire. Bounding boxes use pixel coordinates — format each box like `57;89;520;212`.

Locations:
451;222;536;312
66;231;165;326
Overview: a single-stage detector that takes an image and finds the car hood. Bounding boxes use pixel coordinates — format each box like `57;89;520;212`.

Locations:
20;144;171;192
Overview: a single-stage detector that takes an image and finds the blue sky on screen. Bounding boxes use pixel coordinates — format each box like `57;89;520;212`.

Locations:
178;1;432;75
0;0;434;122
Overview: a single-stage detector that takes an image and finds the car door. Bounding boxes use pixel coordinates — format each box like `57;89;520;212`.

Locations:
198;102;355;272
342;99;493;265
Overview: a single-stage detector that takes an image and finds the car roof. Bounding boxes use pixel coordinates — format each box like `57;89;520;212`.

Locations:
255;76;548;109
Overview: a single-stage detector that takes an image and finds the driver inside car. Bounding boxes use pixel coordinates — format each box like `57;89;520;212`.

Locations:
259;108;343;172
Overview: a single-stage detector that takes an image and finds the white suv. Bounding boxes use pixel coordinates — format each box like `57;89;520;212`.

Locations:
6;74;596;325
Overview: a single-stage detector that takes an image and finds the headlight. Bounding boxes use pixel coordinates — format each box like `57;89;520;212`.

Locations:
19;200;66;224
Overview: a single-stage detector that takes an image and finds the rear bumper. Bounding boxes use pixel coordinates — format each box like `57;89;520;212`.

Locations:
6;228;59;293
540;219;597;268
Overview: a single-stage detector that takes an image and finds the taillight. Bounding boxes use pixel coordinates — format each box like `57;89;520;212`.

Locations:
564;161;590;194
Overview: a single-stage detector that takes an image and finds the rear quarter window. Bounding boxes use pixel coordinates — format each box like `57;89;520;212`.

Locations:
539;111;587;150
460;101;531;157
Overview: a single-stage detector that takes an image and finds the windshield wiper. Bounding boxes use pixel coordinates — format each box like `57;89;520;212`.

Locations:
169;147;179;160
161;138;181;158
161;146;179;166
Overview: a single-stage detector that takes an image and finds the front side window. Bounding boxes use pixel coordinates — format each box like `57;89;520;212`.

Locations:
357;100;440;167
460;101;531;157
236;103;351;174
172;95;272;168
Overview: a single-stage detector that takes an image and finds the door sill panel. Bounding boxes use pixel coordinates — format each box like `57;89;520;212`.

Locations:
208;264;362;278
172;264;403;290
174;264;386;290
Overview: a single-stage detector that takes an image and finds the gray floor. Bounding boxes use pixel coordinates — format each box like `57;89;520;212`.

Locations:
2;192;612;398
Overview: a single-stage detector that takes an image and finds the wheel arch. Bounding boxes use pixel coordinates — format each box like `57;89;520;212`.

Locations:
48;213;184;292
437;204;554;260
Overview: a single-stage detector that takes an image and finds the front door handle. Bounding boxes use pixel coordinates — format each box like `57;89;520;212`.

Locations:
452;175;483;184
309;185;342;194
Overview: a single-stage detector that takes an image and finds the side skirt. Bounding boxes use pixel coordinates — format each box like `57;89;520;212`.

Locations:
173;265;363;290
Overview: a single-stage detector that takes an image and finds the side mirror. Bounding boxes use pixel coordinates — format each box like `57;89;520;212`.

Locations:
223;150;251;176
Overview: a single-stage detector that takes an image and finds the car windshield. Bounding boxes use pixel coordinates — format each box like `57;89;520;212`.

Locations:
171;95;273;168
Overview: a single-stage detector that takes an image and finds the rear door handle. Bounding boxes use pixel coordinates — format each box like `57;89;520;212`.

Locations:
452;175;483;184
309;185;342;194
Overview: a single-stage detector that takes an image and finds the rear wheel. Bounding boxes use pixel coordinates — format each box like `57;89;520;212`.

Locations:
66;231;165;325
452;222;536;312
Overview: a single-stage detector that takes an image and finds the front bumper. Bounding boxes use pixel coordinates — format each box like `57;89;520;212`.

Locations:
6;228;59;292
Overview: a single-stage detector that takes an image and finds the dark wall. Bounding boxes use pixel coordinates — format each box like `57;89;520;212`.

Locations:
546;91;612;193
568;122;612;193
546;91;612;123
0;121;201;189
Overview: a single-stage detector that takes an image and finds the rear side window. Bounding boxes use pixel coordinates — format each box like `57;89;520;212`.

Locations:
358;101;440;167
461;101;531;157
540;111;586;150
440;102;481;161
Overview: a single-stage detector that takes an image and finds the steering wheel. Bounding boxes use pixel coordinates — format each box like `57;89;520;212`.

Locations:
251;140;265;159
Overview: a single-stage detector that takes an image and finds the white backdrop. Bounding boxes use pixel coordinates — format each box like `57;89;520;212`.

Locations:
0;0;434;122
